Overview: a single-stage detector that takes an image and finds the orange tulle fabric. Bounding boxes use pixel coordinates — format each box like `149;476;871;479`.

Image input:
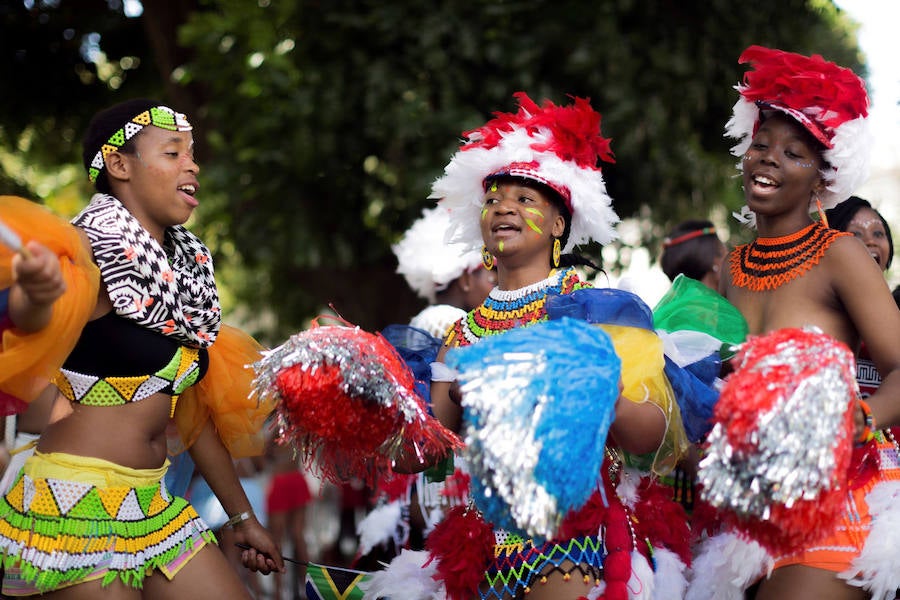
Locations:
1;195;273;458
174;324;275;457
0;196;99;410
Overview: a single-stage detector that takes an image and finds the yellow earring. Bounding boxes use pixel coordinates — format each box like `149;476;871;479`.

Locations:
481;245;495;270
552;238;561;268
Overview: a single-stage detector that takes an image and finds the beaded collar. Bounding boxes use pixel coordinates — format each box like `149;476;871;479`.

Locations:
444;268;588;347
730;221;850;292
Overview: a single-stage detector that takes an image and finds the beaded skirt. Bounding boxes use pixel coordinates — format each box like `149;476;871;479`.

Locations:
0;452;214;595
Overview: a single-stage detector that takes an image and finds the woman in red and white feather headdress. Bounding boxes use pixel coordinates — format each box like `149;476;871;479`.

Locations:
689;46;900;600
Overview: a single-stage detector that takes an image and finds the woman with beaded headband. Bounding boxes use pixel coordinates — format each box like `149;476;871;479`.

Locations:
688;46;900;600
364;93;694;600
0;99;283;598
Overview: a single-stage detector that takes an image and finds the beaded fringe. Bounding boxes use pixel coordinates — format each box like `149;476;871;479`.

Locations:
0;470;214;592
482;535;605;599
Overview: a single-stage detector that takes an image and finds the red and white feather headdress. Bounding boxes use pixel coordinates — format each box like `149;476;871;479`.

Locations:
725;45;872;216
430;92;619;252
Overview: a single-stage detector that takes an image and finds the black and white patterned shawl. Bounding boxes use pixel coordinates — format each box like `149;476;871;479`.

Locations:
73;194;220;347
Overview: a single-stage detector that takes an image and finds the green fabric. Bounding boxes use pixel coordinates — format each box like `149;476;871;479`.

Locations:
424;453;455;483
652;274;748;358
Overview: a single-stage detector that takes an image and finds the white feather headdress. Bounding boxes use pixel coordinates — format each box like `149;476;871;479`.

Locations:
392;205;484;302
430;92;619;252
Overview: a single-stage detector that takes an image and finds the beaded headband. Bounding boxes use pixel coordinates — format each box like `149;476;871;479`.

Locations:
663;227;717;249
88;106;193;183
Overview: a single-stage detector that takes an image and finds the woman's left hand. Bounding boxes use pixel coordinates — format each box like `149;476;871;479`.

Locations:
234;517;285;574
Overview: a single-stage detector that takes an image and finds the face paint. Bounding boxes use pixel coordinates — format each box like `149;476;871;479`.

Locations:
498;241;504;253
794;160;814;168
481;207;488;220
489;181;498;192
525;219;543;234
524;207;545;233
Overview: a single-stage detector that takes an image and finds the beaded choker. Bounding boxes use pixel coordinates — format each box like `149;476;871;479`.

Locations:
730;221;850;292
444;268;588;347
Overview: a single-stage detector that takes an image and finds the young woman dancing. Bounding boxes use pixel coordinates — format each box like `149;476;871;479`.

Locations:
690;46;900;600
0;99;282;598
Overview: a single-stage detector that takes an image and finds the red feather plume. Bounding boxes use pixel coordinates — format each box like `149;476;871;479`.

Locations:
738;45;868;136
462;92;615;168
425;505;495;600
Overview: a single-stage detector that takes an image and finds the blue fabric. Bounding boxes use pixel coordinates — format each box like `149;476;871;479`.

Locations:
163;451;195;499
380;324;442;412
663;355;720;443
546;287;654;329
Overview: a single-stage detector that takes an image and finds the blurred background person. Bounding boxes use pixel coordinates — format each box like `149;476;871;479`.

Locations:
393;205;497;338
660;219;727;290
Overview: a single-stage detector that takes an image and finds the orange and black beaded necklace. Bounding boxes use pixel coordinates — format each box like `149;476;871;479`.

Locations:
730;221;851;291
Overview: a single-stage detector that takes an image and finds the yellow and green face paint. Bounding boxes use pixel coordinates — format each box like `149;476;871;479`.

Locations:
524;207;545;235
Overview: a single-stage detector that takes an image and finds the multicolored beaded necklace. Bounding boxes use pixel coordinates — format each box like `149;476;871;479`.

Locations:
444;268;588;347
730;221;850;292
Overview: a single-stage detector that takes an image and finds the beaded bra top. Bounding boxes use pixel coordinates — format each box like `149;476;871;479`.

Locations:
444;268;589;347
730;221;850;292
55;312;207;417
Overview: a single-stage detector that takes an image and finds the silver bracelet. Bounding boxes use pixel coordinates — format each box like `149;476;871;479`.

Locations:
223;510;254;529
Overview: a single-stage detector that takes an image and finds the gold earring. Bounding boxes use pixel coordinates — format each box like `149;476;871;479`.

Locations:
481;245;495;270
552;238;561;268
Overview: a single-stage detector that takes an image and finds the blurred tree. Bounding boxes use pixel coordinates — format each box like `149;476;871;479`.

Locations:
0;0;865;340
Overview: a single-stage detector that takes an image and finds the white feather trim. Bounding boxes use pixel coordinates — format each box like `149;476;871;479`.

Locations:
652;547;688;600
358;549;447;600
410;304;467;339
839;480;900;600
431;126;619;253
585;581;606;599
356;500;403;556
393;206;484;302
686;531;772;600
822;116;873;209
615;468;642;509
724;96;758;158
630;550;655;600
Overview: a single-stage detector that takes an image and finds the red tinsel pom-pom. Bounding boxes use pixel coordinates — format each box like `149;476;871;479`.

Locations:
255;324;461;486
700;327;856;556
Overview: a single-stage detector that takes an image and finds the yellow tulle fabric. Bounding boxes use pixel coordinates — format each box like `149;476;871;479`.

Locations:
0;196;99;405
600;323;688;475
174;324;276;458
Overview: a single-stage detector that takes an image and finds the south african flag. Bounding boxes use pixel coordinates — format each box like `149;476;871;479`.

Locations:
305;562;372;600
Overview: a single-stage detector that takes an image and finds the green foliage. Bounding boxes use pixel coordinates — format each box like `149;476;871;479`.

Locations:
177;0;863;337
0;1;160;191
0;0;865;339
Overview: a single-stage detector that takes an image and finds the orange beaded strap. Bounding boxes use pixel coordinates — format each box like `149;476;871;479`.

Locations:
730;221;850;292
